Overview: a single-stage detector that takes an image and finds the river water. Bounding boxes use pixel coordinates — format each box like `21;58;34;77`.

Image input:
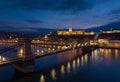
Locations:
0;48;120;82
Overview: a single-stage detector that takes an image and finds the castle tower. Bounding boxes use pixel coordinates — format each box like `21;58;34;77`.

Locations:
69;28;73;33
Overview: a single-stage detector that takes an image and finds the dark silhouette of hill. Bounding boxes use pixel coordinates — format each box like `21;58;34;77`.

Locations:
85;21;120;32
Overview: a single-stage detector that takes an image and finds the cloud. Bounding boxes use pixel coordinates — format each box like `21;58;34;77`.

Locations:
0;20;7;26
2;0;94;13
0;24;57;34
0;0;120;31
0;21;4;25
26;20;43;24
0;25;38;32
0;25;17;31
110;9;120;15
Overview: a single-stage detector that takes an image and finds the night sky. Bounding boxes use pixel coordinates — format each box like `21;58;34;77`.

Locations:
0;0;120;32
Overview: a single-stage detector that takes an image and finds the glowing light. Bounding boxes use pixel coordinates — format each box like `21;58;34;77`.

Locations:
51;69;56;80
72;60;76;70
67;62;71;73
98;39;104;43
77;58;80;67
44;35;48;39
15;40;18;42
9;36;12;39
81;56;84;66
108;49;111;54
94;50;98;56
115;49;118;61
48;48;51;50
61;65;65;75
20;49;23;54
115;49;118;55
0;56;1;59
52;48;55;51
84;54;88;63
37;49;39;52
101;49;104;53
37;40;40;42
40;74;45;82
2;57;5;61
77;44;80;46
84;32;95;35
32;39;35;42
18;48;24;57
41;50;44;53
58;46;60;49
69;28;73;32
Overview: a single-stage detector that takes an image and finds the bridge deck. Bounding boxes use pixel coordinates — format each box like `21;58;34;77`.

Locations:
0;45;99;66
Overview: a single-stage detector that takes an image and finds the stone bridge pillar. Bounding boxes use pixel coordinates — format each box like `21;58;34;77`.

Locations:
17;38;32;58
15;37;34;73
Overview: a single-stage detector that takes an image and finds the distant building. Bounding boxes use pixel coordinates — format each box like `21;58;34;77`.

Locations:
109;39;120;47
57;28;84;35
102;29;120;34
102;30;113;34
84;31;95;35
113;29;120;33
57;28;95;35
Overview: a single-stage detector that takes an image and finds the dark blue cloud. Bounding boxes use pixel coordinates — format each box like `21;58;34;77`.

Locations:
0;20;10;26
0;0;120;32
110;9;120;15
26;20;43;24
0;20;5;25
0;25;17;31
2;0;94;12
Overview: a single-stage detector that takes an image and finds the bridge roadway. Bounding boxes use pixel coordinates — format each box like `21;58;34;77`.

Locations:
0;39;87;46
0;44;99;67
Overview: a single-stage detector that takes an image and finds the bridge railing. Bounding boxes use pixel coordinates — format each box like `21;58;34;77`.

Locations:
33;39;96;57
0;38;99;66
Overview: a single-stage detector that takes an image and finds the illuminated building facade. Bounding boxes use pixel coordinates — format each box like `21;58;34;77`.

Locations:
57;28;95;35
108;39;120;47
97;38;120;47
102;29;120;34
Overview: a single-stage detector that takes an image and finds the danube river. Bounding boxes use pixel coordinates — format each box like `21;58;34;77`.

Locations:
0;48;120;82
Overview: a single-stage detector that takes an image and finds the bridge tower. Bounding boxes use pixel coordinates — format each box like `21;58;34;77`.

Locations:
15;36;34;73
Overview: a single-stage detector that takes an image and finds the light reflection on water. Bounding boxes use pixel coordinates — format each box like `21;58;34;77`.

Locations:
40;74;45;82
51;69;56;80
72;59;76;71
37;48;120;82
67;62;71;73
77;57;80;67
0;48;120;82
38;50;90;82
60;65;65;75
